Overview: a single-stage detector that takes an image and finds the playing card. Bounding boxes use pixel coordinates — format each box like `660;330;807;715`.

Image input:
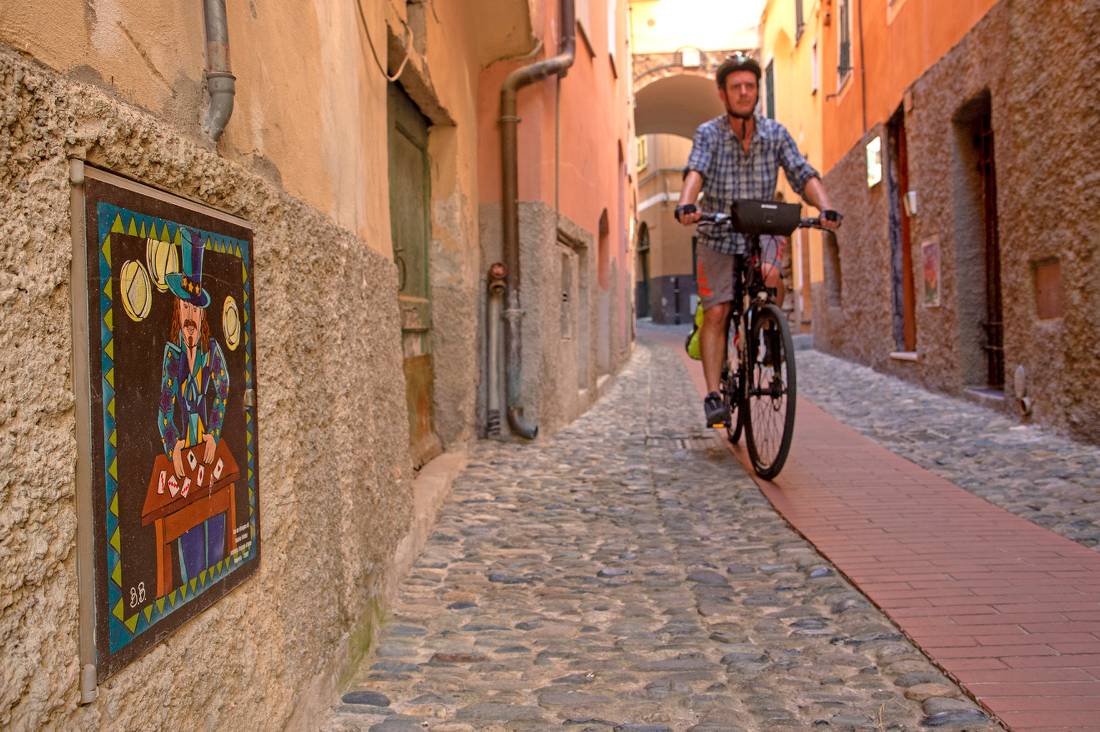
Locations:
158;470;166;495
213;458;224;480
187;450;198;470
181;477;191;498
168;475;179;497
196;466;205;487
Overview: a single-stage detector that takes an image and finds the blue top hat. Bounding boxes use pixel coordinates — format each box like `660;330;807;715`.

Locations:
165;228;211;308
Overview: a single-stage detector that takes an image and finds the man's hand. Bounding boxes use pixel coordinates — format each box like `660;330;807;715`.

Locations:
803;178;841;231
172;439;187;478
675;204;701;226
202;433;217;464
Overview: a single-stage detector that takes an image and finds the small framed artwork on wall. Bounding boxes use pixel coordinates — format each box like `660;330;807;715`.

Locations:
921;237;941;308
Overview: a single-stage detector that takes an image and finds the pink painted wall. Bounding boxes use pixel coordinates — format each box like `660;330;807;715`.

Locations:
478;0;635;284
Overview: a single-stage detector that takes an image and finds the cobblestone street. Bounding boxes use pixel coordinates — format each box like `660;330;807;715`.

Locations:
324;331;999;731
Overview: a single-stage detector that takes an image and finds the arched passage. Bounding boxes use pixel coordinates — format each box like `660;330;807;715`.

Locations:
634;73;724;140
632;71;724;324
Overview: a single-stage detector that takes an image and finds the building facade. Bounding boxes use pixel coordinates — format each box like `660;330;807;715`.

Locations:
758;0;827;333
0;0;635;728
635;133;697;323
764;0;1099;442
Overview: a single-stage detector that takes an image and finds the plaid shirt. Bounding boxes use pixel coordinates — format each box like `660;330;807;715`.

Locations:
686;114;819;255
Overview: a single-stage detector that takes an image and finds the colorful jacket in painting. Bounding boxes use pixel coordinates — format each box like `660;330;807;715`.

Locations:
158;336;230;455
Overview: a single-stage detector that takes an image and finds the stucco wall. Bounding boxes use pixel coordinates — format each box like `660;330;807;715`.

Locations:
816;0;1100;442
474;0;637;438
0;47;413;730
819;0;1001;171
478;202;605;437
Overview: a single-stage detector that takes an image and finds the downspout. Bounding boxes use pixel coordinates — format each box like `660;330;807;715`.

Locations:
202;0;236;142
498;0;576;439
486;263;507;437
856;0;868;134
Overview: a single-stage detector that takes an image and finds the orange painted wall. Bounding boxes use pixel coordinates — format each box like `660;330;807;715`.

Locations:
478;0;636;347
478;0;634;260
820;0;999;171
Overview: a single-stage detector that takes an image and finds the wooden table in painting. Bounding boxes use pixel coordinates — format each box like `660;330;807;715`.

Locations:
142;441;240;598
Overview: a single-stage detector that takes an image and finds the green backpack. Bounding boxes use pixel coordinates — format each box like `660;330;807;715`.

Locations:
684;303;704;361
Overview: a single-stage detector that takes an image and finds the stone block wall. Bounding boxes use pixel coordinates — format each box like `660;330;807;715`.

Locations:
816;0;1100;443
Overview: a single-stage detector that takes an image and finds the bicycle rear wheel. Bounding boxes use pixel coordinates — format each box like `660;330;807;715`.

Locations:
744;304;796;479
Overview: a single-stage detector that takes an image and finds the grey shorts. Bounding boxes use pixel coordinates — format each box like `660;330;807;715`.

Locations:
695;239;785;311
695;245;738;310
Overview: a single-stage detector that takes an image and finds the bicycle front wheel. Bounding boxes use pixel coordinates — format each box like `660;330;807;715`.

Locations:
744;304;797;479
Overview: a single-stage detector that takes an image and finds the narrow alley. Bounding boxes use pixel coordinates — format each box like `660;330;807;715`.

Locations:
4;2;1097;730
322;323;1100;730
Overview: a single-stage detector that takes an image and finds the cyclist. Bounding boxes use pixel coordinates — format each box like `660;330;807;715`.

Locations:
675;53;842;428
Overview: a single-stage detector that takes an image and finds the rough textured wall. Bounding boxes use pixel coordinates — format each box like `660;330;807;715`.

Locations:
996;0;1100;442
478;202;612;439
815;126;897;371
0;48;412;730
815;0;1100;442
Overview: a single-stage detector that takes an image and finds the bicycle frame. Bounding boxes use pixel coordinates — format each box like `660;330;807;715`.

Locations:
693;205;830;477
724;234;773;376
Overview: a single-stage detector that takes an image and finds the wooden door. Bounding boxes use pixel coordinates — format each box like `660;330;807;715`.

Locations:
388;84;440;466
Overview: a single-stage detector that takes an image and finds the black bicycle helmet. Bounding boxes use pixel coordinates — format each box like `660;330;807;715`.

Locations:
716;53;762;89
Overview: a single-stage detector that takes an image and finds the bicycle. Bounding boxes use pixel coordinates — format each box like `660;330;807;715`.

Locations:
694;200;832;479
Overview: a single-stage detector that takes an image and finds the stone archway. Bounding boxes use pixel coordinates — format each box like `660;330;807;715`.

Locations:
633;49;750;139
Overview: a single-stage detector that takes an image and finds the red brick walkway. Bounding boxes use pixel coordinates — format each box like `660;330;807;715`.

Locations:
668;336;1100;731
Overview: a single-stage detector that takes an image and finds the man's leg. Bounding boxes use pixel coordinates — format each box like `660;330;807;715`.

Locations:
701;303;731;393
763;263;785;307
695;245;736;426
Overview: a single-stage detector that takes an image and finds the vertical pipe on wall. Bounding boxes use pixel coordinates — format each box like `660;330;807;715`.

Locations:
487;265;506;437
856;0;868;134
202;0;236;142
498;0;576;439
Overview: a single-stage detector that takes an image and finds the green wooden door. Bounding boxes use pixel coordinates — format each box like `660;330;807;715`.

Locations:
388;84;440;466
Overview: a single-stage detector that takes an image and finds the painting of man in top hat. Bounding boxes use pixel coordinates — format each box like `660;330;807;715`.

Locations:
158;227;231;584
82;173;259;679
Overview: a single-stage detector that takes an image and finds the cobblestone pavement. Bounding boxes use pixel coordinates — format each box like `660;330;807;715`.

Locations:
324;338;997;731
796;350;1100;552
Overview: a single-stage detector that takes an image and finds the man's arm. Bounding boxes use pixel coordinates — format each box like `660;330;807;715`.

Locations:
158;343;189;477
201;340;231;465
676;123;715;226
158;344;180;457
802;177;839;230
676;171;705;225
777;128;841;230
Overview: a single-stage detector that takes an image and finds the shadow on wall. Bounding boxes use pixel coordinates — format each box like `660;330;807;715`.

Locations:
824;231;842;308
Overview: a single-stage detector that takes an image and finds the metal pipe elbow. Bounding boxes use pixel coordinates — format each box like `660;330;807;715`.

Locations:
507;407;539;440
203;71;236;142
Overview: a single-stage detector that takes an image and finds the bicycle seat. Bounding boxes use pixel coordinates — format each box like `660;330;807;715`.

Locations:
728;200;801;237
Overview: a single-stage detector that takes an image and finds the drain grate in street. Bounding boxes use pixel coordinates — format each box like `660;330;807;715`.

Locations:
645;434;717;451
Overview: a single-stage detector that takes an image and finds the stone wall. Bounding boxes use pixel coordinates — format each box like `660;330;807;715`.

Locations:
478;201;629;439
0;48;413;730
816;0;1100;443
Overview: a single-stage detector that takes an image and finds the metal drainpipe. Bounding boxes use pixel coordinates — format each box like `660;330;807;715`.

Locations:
487;263;507;437
202;0;236;142
498;0;576;439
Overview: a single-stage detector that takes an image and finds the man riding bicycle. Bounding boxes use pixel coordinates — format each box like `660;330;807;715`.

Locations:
675;53;842;428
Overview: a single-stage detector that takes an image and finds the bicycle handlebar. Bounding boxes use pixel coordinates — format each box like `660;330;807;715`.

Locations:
696;212;828;231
